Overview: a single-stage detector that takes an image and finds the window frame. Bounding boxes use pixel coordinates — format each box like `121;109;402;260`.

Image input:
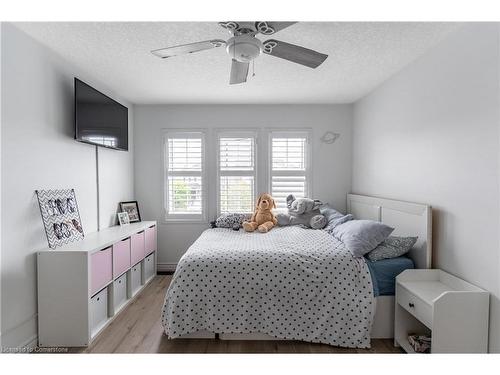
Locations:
163;130;207;223
268;130;312;210
216;129;258;216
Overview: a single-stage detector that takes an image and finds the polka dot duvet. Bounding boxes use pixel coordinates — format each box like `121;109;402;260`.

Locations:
161;227;375;348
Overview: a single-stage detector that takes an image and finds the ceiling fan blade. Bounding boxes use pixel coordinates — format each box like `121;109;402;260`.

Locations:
255;22;297;35
229;59;249;85
262;39;328;68
151;39;226;59
218;21;240;34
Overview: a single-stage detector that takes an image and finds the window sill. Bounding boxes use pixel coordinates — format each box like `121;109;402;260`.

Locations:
162;219;209;225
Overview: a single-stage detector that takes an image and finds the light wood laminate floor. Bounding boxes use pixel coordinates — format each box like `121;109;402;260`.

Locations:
73;275;403;353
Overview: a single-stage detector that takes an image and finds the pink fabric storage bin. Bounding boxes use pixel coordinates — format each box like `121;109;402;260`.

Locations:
90;247;112;295
113;238;131;278
131;231;145;265
145;226;157;256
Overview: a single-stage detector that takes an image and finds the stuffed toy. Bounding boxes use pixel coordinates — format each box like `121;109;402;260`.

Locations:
276;194;327;229
242;193;278;233
211;213;251;231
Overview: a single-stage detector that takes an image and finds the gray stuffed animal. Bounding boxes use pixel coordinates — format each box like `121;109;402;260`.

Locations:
276;194;327;229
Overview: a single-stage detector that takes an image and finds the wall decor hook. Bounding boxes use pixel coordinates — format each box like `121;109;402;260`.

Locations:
320;131;340;144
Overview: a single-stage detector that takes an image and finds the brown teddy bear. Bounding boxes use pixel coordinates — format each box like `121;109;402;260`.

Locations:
242;193;278;233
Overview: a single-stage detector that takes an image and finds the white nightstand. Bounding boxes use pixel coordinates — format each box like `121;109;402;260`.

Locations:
395;269;489;353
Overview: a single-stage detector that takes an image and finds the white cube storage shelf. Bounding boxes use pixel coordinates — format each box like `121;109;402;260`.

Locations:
37;221;157;347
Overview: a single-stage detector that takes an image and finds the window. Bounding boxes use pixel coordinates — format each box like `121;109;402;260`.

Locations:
218;132;256;213
270;131;310;210
162;129;312;220
164;132;205;221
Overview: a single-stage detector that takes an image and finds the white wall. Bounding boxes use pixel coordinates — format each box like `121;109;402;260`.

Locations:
5;20;498;352
134;104;352;268
0;22;3;349
352;23;500;352
0;23;135;347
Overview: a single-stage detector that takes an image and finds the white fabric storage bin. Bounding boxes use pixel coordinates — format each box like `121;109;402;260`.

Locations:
144;252;155;282
130;262;142;296
113;273;128;312
90;287;108;337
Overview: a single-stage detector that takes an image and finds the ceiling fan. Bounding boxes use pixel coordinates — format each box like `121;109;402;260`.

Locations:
151;21;328;85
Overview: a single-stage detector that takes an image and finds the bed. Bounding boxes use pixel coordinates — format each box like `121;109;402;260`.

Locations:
161;194;432;347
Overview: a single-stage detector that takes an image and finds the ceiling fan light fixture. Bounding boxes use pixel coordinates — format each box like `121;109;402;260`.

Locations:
226;35;263;63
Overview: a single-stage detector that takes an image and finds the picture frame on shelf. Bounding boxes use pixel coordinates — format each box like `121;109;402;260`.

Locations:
119;201;141;223
117;212;130;226
35;189;85;249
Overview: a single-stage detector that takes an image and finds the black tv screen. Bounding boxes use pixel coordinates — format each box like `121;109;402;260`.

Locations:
74;78;128;151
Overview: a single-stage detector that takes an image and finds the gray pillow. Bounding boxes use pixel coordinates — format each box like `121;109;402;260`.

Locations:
320;204;354;233
366;236;418;262
331;220;394;258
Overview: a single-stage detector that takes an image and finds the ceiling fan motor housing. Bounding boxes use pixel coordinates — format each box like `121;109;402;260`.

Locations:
226;35;263;62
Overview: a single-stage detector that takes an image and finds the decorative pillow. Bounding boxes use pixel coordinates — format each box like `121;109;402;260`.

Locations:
331;220;394;258
366;236;418;262
214;213;251;229
320;204;354;233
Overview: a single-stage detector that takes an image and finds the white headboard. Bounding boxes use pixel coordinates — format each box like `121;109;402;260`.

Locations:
347;194;432;269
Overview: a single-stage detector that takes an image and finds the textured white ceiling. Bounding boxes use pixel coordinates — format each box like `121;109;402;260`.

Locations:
13;22;461;104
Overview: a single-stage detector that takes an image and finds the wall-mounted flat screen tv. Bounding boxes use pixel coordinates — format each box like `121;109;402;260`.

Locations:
74;78;128;151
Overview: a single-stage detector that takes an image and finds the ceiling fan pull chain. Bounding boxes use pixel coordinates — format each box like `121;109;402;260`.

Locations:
252;60;255;78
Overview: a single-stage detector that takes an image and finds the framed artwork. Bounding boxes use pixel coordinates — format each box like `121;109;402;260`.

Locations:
35;189;84;249
119;201;141;222
117;212;130;226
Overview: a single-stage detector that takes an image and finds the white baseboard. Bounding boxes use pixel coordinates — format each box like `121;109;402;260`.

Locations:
1;313;38;349
157;263;177;273
20;334;38;348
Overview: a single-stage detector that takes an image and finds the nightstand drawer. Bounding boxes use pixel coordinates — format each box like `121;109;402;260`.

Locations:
397;284;433;328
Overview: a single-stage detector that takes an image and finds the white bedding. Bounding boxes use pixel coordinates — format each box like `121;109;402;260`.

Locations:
161;227;375;348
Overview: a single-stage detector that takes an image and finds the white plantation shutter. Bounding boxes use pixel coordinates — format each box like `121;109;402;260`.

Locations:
218;134;256;213
164;133;205;220
270;132;310;210
271;176;307;206
220;137;254;171
271;138;306;170
168;138;202;171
